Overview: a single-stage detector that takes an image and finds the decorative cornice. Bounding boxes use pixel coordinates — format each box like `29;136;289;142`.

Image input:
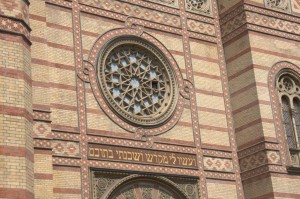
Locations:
221;7;300;43
0;15;31;44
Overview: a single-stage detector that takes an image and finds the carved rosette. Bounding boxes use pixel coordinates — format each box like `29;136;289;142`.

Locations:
97;37;178;127
264;0;291;13
83;27;185;136
185;0;212;16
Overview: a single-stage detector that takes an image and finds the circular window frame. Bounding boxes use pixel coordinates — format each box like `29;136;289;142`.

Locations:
97;36;179;127
86;28;185;135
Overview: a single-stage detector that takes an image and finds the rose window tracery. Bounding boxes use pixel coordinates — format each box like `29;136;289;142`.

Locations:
97;37;178;127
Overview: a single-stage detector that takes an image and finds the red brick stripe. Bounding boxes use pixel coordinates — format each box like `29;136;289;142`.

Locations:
195;88;223;97
193;71;220;80
228;64;269;81
53;165;81;172
226;47;251;64
0;188;34;199
0;33;30;49
29;14;46;22
0;145;34;162
253;192;300;199
51;103;77;111
48;41;74;51
206;179;236;185
198;106;226;115
35;148;52;155
33;81;76;91
32;58;74;71
202;143;231;151
47;22;72;32
191;54;219;63
231;82;268;98
51;124;79;133
238;136;277;150
34;173;53;180
0;67;32;86
236;118;274;133
199;124;228;132
33;104;51;111
0;105;32;122
53;188;81;194
232;100;270;115
31;35;47;44
252;47;300;61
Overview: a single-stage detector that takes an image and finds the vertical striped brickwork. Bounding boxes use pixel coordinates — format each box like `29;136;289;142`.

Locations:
30;1;54;198
0;0;34;198
221;0;300;198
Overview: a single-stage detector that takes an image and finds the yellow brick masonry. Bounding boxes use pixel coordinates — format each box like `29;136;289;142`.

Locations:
0;6;34;199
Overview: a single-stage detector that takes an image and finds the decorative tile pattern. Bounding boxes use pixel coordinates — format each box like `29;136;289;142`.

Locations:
79;0;181;28
246;11;300;35
203;149;232;158
87;136;196;154
33;139;52;149
146;0;178;7
239;150;281;172
221;12;246;37
0;15;30;43
53;131;80;141
33;110;51;122
205;171;236;181
52;140;81;157
187;19;216;36
0;0;29;24
238;142;279;159
241;165;286;180
221;6;300;42
33;121;52;139
203;157;234;172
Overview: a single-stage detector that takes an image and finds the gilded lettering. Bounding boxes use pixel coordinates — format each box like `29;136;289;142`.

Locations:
89;148;95;157
108;150;114;158
94;148;100;157
127;151;133;160
145;153;153;162
169;153;176;164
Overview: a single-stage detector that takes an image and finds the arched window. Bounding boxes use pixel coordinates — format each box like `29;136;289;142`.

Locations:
277;73;300;165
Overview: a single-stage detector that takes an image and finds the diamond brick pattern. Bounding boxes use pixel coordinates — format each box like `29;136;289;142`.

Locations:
240;150;281;172
187;19;216;36
203;157;234;172
79;0;181;28
52;140;80;157
33;121;52;139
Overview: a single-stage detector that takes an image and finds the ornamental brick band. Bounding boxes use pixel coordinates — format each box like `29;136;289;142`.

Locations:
88;144;197;169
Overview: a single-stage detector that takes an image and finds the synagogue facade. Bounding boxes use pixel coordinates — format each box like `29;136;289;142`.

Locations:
1;0;300;198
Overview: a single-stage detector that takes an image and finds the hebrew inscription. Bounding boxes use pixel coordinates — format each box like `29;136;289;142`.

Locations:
88;144;197;168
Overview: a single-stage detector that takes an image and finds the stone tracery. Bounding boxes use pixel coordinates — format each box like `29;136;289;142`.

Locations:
97;37;178;127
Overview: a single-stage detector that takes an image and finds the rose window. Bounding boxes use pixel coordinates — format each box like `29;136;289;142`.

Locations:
97;37;178;126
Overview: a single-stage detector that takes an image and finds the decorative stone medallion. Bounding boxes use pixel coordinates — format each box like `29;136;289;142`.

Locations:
264;0;291;13
97;36;179;127
185;0;212;16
